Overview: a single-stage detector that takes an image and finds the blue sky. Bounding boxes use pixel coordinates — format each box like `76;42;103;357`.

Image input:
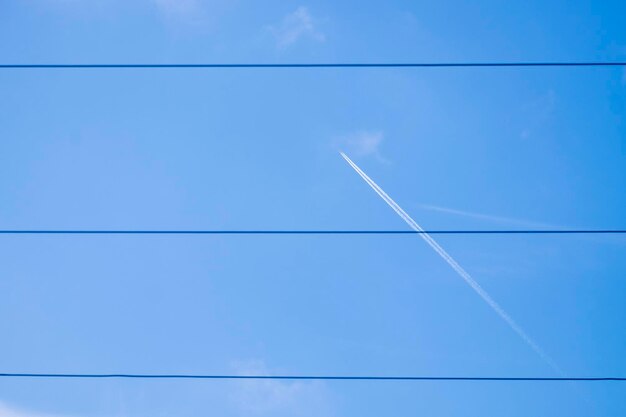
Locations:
1;0;625;416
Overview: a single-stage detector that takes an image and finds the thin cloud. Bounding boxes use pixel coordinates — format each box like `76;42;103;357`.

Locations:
520;90;556;139
152;0;230;28
31;0;117;15
229;360;334;416
0;402;68;417
268;6;325;48
153;0;209;27
416;203;554;228
334;130;388;163
154;0;202;18
37;0;212;23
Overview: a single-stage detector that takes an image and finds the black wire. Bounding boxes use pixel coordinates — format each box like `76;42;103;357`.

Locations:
0;230;624;235
0;373;623;381
0;62;625;69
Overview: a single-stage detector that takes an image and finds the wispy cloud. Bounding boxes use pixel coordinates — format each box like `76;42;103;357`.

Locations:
416;203;554;228
154;0;202;17
520;90;556;139
333;130;388;163
229;360;334;416
37;0;214;24
268;6;325;48
31;0;117;16
0;402;66;417
152;0;232;28
153;0;212;26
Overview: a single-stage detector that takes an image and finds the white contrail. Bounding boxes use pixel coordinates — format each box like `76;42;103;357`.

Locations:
340;152;560;372
416;203;554;228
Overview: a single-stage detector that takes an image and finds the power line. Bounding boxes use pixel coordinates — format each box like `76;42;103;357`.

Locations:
0;62;625;70
0;373;623;381
0;229;624;235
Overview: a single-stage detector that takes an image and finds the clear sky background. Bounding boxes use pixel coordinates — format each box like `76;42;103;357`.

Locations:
1;1;625;416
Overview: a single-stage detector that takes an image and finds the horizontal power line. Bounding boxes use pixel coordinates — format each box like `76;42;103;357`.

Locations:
0;373;624;382
1;62;625;70
0;229;624;235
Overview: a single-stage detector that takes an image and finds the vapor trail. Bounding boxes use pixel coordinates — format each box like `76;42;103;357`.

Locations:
340;152;560;372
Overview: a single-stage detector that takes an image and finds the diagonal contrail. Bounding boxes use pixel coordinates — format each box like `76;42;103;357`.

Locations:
340;152;560;372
